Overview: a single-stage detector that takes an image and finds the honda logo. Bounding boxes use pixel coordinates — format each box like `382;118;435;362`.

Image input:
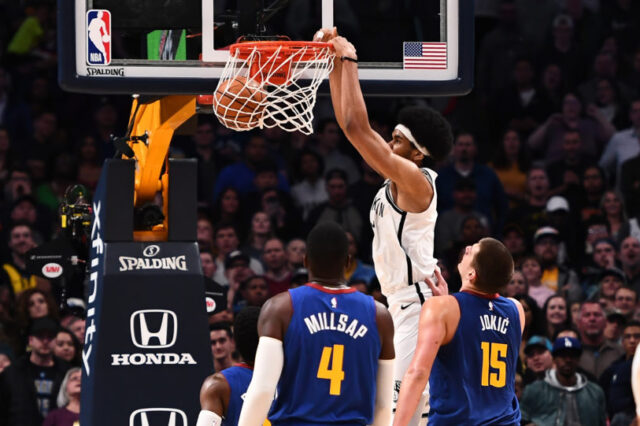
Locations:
129;408;187;426
130;310;177;349
143;245;160;257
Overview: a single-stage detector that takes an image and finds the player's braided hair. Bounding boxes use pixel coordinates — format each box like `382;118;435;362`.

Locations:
233;307;261;365
397;106;453;163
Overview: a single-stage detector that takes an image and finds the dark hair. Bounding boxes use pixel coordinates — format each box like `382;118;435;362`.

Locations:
491;128;531;171
240;275;268;292
214;222;238;238
212;187;242;223
541;295;572;340
325;168;348;184
233;307;261;365
514;293;544;338
209;321;233;339
55;327;82;367
306;222;349;278
397;106;453;163
624;321;640;332
16;288;60;332
472;238;514;293
293;149;325;181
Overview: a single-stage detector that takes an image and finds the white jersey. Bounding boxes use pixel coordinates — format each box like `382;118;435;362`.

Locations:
370;167;438;300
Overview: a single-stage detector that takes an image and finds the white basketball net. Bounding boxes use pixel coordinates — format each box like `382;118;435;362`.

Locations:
214;43;335;135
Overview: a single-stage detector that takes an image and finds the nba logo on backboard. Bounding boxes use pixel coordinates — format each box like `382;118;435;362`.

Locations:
86;10;111;65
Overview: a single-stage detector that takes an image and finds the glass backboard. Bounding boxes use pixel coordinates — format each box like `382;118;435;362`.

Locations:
58;0;474;96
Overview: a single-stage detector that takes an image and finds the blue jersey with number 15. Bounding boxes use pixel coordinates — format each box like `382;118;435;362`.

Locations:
429;291;522;426
268;283;380;426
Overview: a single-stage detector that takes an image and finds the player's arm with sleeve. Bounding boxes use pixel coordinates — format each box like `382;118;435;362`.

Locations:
373;301;395;426
392;296;459;426
196;374;229;426
238;292;291;426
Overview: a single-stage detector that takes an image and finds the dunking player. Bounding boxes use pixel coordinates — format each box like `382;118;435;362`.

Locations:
197;307;268;426
394;238;524;425
238;222;395;426
314;28;453;424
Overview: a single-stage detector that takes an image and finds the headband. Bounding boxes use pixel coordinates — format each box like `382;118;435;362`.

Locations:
394;124;430;157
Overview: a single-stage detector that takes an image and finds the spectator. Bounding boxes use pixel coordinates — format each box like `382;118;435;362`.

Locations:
209;322;234;373
200;251;216;280
578;51;633;106
212;224;262;286
190;119;217;204
522;335;554;385
0;343;12;374
532;226;582;304
582;238;617;288
528;92;613;163
615;287;637;321
522;255;555;308
520;337;607;426
212;133;289;200
285;238;305;270
51;329;80;367
262;238;292;296
571;165;607;223
541;295;572;341
599;321;640;425
546;130;595;196
290;149;327;221
503;269;527;297
604;309;626;344
0;317;69;425
502;223;527;264
344;232;376;285
211;187;243;237
242;211;273;262
587;268;625;309
254;187;301;241
196;216;215;253
290;267;309;288
506;167;551;240
74;136;102;191
348;160;383;261
0;68;32;144
67;316;86;345
238;275;269;309
619;236;640;292
600;190;627;240
590;77;631;130
305;169;363;243
42;367;80;426
312;118;360;184
15;288;58;336
489;129;530;206
599;98;640;187
545;195;581;263
577;301;625;379
436;131;508;232
434;178;489;256
515;294;542;342
1;223;41;295
224;250;256;314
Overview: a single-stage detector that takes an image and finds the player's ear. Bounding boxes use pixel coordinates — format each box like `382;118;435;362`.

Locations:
411;149;425;163
468;268;477;283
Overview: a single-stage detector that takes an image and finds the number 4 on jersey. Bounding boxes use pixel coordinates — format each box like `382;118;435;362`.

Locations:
317;344;345;395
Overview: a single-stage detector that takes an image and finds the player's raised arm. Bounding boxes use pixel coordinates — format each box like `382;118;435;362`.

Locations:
327;38;427;196
238;292;291;426
393;296;460;426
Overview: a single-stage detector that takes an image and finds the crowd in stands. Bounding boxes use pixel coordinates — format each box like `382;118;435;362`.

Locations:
0;0;639;424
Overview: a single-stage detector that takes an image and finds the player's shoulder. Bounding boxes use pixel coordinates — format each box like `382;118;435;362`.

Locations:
200;372;230;400
261;290;292;316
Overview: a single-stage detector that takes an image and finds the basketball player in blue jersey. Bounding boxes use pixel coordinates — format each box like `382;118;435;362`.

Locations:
394;238;525;426
314;28;453;425
238;222;395;426
197;307;266;426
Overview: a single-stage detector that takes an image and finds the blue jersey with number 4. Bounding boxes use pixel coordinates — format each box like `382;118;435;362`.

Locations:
429;291;521;426
269;283;380;426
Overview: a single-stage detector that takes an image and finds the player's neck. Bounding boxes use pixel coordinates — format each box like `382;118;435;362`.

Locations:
460;282;496;298
309;276;349;289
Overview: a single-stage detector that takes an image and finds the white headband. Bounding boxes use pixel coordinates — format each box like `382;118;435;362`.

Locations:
394;124;430;157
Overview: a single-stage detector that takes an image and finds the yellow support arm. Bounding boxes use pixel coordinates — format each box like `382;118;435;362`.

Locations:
124;95;196;241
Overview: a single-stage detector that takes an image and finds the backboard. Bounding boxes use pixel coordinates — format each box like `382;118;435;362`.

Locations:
58;0;474;96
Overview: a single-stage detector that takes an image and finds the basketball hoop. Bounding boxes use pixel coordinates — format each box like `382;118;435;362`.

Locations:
212;40;335;135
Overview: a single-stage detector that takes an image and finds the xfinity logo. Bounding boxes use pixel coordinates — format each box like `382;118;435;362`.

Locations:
118;256;187;271
131;310;177;348
143;245;160;257
129;408;187;426
111;310;197;366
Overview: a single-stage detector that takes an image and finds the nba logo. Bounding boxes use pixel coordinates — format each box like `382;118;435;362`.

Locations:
86;10;111;65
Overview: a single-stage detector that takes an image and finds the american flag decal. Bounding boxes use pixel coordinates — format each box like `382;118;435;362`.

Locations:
403;42;448;69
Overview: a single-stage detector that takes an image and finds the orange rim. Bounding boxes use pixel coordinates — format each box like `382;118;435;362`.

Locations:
230;41;334;62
